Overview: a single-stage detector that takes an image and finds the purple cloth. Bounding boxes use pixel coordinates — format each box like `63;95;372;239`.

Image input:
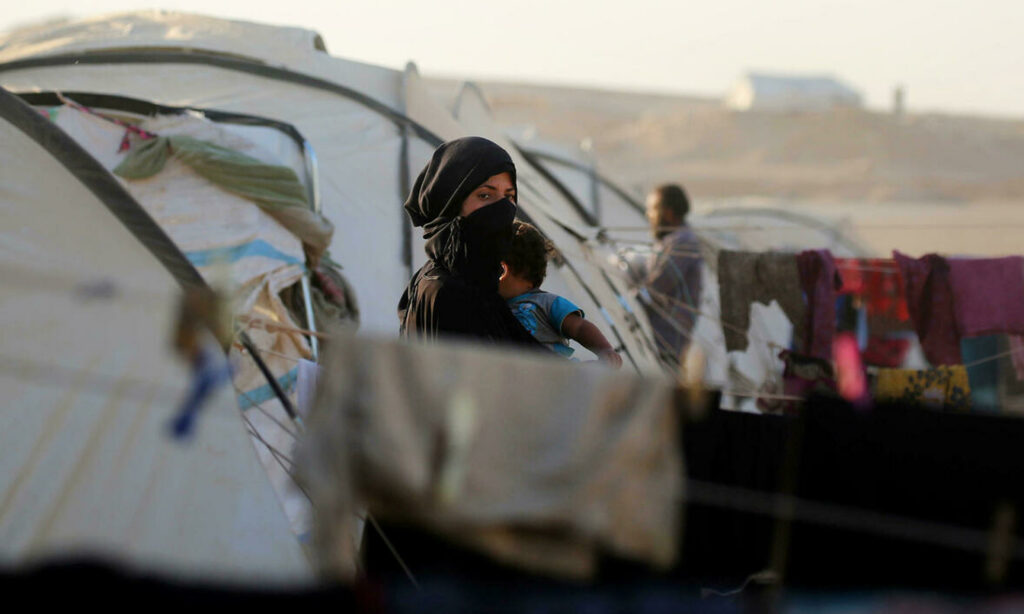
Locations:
893;251;962;365
797;249;842;360
947;256;1024;337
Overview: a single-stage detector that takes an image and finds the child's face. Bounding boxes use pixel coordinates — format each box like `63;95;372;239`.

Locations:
498;263;533;300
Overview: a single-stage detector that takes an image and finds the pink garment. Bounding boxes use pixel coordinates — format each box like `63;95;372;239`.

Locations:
893;251;962;365
834;332;869;409
797;249;842;360
947;256;1024;337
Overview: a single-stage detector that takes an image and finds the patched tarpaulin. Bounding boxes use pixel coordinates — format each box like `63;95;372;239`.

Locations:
298;331;683;580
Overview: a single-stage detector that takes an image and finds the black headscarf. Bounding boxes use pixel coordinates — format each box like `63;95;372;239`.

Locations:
404;136;516;228
405;137;518;291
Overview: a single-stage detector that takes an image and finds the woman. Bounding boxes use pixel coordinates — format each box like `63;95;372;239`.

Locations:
398;136;540;347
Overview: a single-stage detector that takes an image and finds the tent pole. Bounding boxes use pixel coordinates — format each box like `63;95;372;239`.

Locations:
300;274;320;361
300;140;322;361
238;330;301;425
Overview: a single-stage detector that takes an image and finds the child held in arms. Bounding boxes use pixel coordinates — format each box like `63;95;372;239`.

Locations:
500;221;623;369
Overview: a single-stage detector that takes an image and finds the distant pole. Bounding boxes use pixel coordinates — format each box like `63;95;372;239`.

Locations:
892;84;905;117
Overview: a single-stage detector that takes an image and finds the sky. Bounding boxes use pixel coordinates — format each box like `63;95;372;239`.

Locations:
3;0;1024;118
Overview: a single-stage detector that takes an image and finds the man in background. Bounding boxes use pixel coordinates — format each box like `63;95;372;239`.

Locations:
624;184;703;367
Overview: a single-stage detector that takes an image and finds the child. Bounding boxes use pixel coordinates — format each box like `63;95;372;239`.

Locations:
500;221;623;369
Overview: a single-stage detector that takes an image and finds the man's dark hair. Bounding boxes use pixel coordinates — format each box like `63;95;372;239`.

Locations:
652;184;690;220
505;221;554;288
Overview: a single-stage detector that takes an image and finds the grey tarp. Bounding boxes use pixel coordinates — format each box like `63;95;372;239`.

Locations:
297;331;683;580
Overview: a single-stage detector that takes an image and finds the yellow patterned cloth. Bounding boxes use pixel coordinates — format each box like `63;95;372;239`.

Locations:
875;366;971;411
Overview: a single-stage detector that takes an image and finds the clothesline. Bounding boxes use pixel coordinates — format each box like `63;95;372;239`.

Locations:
685;479;1024;561
962;345;1024;370
645;285;787;354
603;222;1024;232
644;270;1024;390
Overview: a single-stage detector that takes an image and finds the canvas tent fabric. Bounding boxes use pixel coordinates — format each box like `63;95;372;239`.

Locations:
297;330;682;581
113;133;334;261
0;86;310;582
45;104;312;404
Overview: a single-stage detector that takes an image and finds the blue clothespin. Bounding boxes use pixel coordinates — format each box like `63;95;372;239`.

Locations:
169;346;234;440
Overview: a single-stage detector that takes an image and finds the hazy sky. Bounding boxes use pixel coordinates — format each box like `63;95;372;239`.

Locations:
3;1;1023;118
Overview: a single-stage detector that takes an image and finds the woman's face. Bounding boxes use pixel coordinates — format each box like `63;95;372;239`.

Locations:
459;172;516;217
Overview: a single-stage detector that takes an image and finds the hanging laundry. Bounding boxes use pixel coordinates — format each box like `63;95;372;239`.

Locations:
947;256;1024;337
114;134;334;263
893;251;962;365
874;365;971;411
796;249;842;360
1010;336;1024;382
757;350;836;414
836;258;911;334
961;336;1000;410
718;251;806;353
860;336;912;368
834;332;870;409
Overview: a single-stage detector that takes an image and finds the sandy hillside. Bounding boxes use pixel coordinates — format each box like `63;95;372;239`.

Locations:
427;79;1024;206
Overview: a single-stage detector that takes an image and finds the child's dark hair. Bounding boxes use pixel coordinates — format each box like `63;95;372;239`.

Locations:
505;221;554;288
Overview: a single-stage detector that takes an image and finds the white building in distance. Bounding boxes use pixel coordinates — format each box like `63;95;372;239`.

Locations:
725;72;864;112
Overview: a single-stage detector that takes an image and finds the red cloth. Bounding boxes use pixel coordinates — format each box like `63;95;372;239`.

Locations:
947;256;1024;337
836;258;910;333
893;251;962;365
861;336;911;368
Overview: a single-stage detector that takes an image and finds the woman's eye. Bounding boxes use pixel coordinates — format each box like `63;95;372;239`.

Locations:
478;193;490;200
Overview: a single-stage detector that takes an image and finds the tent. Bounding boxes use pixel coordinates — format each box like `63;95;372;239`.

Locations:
0;86;310;582
0;11;662;374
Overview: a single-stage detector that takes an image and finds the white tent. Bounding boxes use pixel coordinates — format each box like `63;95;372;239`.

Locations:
0;11;663;374
0;86;310;582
